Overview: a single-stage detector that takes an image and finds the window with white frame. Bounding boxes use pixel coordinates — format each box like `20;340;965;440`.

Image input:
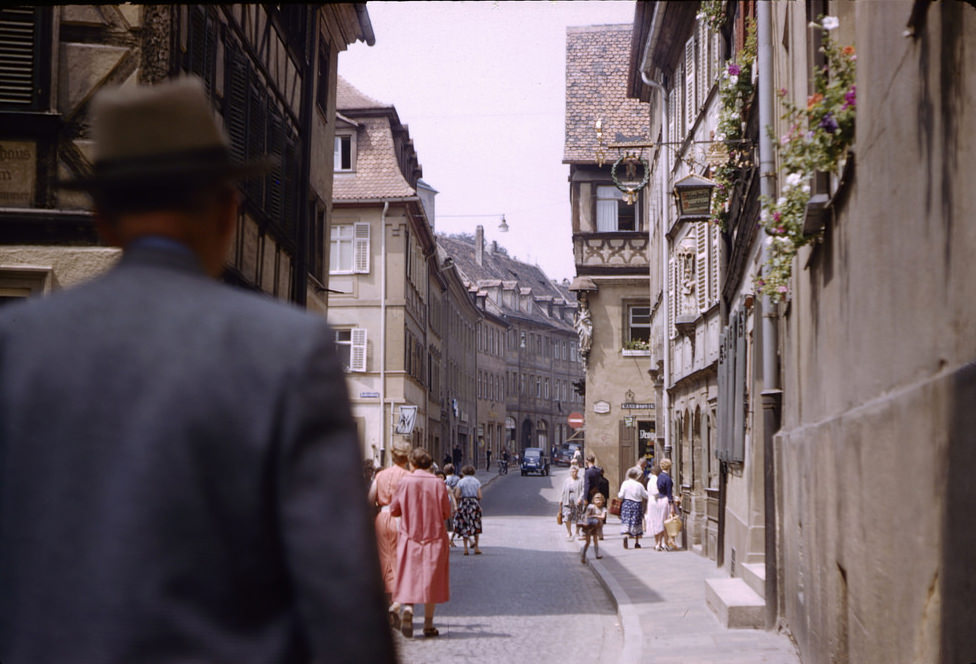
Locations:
596;185;638;232
330;222;369;274
334;134;353;171
627;304;651;348
335;328;367;372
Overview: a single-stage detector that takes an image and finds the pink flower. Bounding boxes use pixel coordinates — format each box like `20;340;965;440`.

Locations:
777;285;788;293
728;63;742;77
777;88;788;98
776;226;785;234
773;211;782;223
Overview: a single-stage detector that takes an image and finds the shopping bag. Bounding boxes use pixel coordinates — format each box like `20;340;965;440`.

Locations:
557;510;563;525
664;512;683;538
609;497;622;516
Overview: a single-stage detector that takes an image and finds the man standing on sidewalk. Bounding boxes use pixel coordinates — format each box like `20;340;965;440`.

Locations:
0;78;394;664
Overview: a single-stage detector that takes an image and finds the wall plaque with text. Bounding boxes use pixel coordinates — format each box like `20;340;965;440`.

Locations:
0;141;36;208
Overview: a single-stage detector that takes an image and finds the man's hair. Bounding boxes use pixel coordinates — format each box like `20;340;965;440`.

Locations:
410;447;433;469
586;453;596;464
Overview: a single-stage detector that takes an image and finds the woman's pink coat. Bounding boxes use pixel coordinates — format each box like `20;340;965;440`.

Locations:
372;464;410;594
389;470;451;604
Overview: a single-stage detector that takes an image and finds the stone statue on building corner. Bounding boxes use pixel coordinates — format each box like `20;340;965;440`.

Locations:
575;292;593;365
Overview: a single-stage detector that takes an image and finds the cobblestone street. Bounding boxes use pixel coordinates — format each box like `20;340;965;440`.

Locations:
394;470;623;664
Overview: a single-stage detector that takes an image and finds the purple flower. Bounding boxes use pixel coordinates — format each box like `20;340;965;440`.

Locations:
728;63;742;77
773;211;782;223
819;112;839;133
842;85;857;110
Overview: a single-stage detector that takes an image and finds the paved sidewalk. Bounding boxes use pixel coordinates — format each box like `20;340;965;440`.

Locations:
574;521;800;663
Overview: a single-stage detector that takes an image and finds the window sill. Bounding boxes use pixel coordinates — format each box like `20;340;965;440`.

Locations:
621;349;651;357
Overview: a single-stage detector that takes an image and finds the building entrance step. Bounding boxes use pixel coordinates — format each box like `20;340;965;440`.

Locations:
705;577;765;629
740;561;766;599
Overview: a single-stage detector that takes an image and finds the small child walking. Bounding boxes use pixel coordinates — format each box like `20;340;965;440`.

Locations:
581;493;607;564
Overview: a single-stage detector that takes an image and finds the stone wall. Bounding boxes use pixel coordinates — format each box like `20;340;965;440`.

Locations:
776;3;976;661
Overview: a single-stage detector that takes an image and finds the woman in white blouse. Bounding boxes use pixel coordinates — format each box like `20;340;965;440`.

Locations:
617;467;649;549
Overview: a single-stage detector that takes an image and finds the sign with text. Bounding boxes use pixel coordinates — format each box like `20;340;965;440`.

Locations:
0;141;36;208
621;402;655;409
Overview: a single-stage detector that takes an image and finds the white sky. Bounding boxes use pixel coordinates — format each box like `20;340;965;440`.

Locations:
339;0;637;282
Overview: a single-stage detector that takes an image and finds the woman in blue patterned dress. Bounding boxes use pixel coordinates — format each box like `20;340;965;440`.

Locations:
453;465;483;555
617;467;649;549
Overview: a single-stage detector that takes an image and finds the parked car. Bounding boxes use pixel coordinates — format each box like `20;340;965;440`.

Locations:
554;445;579;466
520;447;550;476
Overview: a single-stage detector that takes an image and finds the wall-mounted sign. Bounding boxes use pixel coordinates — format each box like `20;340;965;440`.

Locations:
360;391;380;399
568;412;584;429
593;400;611;414
505;417;515;430
621;402;655;410
395;406;418;435
0;141;36;208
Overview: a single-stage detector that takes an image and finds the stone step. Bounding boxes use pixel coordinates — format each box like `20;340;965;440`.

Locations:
740;562;766;600
705;577;765;629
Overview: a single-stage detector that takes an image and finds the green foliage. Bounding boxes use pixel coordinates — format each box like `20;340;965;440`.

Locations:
697;0;726;32
623;339;650;351
710;18;757;230
757;19;856;302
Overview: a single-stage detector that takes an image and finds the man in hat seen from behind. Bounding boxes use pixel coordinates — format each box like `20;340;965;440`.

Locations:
0;78;395;663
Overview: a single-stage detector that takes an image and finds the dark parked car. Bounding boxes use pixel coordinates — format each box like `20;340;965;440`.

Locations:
520;447;550;476
554;446;574;466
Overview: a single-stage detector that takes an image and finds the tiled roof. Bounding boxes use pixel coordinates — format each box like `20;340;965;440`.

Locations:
336;75;390;110
333;77;418;201
564;24;651;164
333;116;416;200
437;233;577;332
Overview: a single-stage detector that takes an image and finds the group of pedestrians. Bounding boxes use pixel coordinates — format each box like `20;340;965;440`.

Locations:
369;444;486;639
617;457;678;552
559;454;679;562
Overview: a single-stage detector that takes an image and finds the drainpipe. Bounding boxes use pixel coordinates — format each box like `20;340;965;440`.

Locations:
639;4;671;459
294;5;315;307
380;200;390;466
757;0;781;630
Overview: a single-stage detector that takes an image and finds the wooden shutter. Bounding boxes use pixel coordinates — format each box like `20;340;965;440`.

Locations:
684;36;695;132
245;84;266;205
283;132;299;239
0;7;48;109
353;222;370;273
732;310;746;462
717;330;728;461
266;105;284;225
350;328;367;372
224;44;248;164
696;223;708;313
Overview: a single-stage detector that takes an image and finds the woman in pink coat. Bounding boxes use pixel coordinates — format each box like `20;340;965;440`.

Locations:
389;447;451;638
367;439;412;628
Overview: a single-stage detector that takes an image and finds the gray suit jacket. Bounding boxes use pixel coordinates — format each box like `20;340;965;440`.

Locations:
0;245;395;663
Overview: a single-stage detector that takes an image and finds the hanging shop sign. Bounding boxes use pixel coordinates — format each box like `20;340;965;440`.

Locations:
611;152;650;205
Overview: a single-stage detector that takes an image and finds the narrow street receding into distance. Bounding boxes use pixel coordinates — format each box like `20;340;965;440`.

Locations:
394;468;623;664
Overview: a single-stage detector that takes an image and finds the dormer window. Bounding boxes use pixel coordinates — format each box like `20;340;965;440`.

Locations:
334;134;353;171
596;185;639;232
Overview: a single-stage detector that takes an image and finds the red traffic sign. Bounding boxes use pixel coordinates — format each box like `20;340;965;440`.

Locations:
568;412;584;429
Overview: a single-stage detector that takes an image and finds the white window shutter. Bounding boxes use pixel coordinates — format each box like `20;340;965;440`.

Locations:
696;21;709;107
350;328;367;372
668;257;676;338
667;88;675;145
696;223;708;313
685;36;695;132
354;222;370;273
710;222;720;305
334;136;342;171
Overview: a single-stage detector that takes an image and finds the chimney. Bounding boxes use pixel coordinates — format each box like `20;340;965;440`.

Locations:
475;225;484;266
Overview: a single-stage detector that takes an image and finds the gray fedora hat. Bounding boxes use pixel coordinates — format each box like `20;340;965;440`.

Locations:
61;76;272;191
